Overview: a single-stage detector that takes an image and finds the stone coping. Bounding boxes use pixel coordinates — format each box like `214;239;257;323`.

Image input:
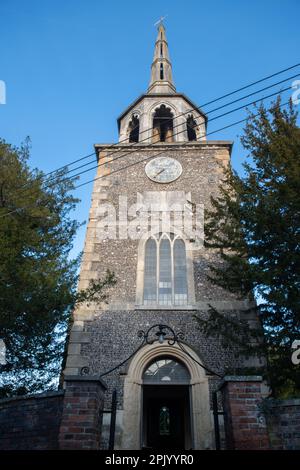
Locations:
64;375;107;390
0;389;65;405
86;300;256;313
95;140;233;149
134;305;198;311
223;375;263;382
268;398;300;407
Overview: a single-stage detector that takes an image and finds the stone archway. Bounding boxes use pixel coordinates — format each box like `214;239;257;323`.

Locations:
119;342;213;450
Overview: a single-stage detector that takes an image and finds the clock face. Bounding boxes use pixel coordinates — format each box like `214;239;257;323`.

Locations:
145;157;182;183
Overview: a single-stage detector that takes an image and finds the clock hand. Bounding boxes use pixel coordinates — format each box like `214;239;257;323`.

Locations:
154;168;165;178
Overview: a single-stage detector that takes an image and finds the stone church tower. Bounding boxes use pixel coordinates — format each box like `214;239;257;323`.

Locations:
60;24;266;450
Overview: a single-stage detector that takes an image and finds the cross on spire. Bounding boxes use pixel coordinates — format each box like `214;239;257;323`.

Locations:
154;15;167;28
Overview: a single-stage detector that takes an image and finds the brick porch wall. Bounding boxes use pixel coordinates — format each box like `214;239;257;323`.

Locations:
222;376;270;450
58;375;106;450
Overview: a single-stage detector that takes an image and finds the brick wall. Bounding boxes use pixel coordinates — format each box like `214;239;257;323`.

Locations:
58;376;106;450
222;376;270;450
0;390;64;450
0;383;299;450
267;399;300;450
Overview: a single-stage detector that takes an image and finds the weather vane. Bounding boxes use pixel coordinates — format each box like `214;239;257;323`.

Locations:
154;15;168;28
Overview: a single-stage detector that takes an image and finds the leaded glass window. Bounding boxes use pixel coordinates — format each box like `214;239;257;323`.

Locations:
143;233;188;306
144;239;157;303
174;239;188;306
143;357;190;384
158;238;172;305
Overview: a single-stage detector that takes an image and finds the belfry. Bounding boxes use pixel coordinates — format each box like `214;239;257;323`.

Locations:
59;23;268;450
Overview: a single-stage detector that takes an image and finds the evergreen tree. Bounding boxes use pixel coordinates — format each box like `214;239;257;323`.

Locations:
0;138;115;397
198;98;300;396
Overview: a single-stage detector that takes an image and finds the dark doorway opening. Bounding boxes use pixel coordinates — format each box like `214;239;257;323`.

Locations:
142;385;191;450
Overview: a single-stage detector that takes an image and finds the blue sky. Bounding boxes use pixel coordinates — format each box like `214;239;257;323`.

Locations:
0;0;299;257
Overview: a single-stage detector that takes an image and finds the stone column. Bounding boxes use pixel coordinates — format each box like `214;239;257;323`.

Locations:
59;376;107;450
221;376;270;450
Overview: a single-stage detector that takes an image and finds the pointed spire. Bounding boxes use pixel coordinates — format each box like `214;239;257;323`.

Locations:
148;23;176;94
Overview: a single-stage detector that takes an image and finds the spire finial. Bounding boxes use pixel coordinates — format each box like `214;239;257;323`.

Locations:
148;19;176;94
154;15;167;28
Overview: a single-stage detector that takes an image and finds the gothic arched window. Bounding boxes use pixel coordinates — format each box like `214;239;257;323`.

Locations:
143;233;188;306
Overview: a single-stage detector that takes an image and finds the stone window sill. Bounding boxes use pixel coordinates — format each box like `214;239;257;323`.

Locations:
134;304;197;311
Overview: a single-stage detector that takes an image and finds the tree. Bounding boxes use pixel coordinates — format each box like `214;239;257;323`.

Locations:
198;98;300;396
0;138;115;397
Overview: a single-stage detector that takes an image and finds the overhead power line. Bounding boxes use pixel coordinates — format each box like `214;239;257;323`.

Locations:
74;99;294;191
0;98;295;219
13;72;300;201
30;82;296;192
16;62;300;193
40;71;300;189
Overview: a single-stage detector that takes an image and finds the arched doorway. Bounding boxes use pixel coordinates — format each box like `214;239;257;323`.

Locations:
142;356;192;449
120;343;213;450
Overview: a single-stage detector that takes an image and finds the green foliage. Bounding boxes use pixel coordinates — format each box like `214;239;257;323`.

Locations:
198;98;300;396
194;304;264;358
74;270;116;306
0;138;115;397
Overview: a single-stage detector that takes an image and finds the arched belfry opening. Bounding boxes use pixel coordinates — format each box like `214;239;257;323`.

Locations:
128;115;140;143
186;115;198;141
152;105;174;143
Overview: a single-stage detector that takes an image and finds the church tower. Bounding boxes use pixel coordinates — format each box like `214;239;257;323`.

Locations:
60;23;263;450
